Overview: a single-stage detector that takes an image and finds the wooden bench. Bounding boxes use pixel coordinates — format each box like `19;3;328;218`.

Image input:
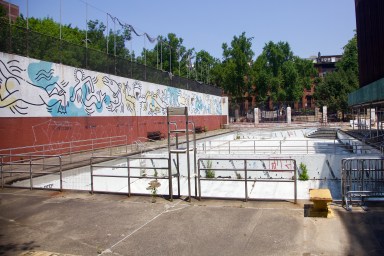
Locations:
308;189;333;218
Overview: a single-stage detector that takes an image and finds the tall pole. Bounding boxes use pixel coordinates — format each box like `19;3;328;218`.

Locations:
195;58;198;81
130;40;133;62
59;0;62;64
59;0;62;40
114;18;116;56
207;64;209;84
201;62;203;82
106;13;108;54
156;42;158;69
178;48;180;77
169;45;172;74
85;0;88;49
144;36;146;66
160;41;163;70
26;0;29;29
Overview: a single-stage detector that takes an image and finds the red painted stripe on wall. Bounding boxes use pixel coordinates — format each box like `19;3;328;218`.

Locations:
0;115;227;151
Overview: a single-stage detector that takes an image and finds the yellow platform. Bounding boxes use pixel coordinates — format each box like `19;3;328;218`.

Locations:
308;189;334;218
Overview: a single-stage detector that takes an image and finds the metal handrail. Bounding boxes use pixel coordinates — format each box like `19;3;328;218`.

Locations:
0;135;128;162
1;154;62;190
198;158;297;203
90;156;169;196
196;138;382;155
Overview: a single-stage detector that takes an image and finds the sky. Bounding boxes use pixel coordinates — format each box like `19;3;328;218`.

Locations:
9;0;357;60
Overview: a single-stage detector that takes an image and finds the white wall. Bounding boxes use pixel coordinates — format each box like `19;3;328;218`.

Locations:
0;52;224;118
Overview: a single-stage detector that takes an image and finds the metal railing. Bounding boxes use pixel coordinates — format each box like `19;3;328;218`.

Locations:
0;135;128;163
1;154;62;190
198;158;297;202
341;157;384;210
90;156;169;196
197;139;382;155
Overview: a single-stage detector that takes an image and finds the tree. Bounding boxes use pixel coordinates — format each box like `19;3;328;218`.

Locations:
314;33;359;115
0;5;7;18
219;32;254;102
194;50;218;83
10;15;132;66
138;33;186;74
252;41;316;106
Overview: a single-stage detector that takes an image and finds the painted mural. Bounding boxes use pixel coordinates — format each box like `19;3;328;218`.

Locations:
0;52;223;118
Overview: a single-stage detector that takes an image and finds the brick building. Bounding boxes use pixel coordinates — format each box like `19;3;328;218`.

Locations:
0;0;19;22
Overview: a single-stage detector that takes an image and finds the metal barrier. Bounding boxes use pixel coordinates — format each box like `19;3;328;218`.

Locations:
198;158;297;202
0;135;128;163
341;157;384;210
90;156;169;196
197;138;381;155
0;154;62;190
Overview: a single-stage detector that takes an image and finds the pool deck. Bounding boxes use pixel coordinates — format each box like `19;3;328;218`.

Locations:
1;188;384;256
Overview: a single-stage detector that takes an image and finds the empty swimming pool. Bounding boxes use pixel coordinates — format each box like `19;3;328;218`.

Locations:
9;127;382;201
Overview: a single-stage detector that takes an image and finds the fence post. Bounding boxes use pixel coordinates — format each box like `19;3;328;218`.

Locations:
126;136;128;153
90;158;94;194
70;141;72;163
168;156;173;202
1;156;3;189
294;160;297;204
244;159;248;202
29;158;33;190
42;145;45;170
280;141;282;154
127;157;131;197
198;159;201;200
110;137;112;156
59;156;63;191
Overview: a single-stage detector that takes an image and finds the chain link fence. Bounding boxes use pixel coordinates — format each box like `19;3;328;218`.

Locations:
0;19;222;96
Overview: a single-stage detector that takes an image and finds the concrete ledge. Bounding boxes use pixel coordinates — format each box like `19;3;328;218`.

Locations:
308;188;334;218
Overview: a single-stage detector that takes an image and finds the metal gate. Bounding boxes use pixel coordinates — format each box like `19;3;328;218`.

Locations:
341;157;384;210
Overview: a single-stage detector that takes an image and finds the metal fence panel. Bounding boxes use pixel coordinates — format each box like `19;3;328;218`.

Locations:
341;157;384;210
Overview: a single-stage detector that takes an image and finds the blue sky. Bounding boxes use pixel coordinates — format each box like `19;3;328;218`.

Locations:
10;0;356;60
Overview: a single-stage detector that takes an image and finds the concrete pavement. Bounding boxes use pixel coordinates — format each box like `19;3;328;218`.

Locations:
1;188;384;256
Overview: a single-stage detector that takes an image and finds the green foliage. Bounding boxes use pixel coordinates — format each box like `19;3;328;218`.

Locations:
314;69;358;113
219;32;254;101
299;162;309;181
147;179;161;202
10;15;131;65
205;160;215;178
252;41;316;103
0;5;7;18
314;33;359;114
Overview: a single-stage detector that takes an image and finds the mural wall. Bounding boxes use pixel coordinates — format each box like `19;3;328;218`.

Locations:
0;52;223;118
0;52;227;150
